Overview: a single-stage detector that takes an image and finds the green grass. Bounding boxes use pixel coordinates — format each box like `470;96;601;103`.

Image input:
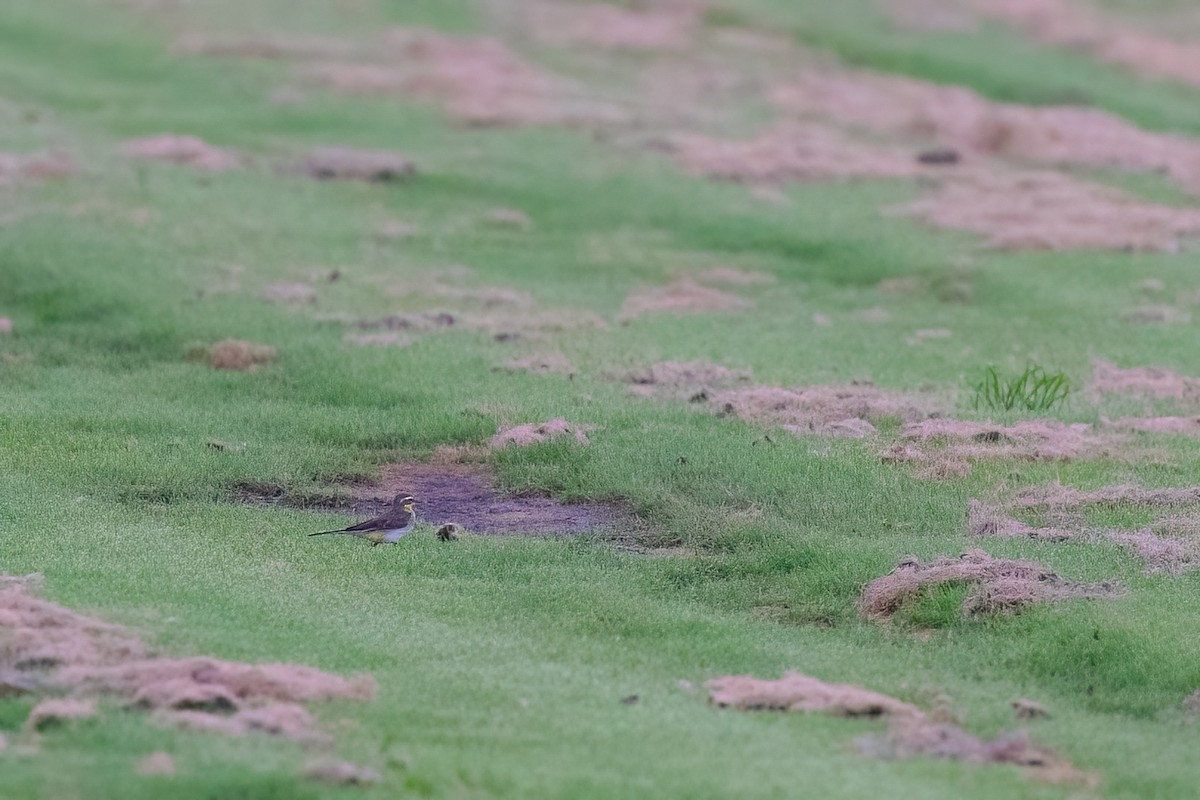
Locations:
3;0;1200;798
971;365;1071;413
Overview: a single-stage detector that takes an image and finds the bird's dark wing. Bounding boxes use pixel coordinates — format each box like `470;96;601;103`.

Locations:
340;515;390;532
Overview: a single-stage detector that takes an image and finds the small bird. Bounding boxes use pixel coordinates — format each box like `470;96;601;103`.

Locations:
309;494;416;545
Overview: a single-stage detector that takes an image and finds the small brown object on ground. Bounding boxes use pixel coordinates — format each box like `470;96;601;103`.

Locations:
136;751;176;777
302;147;415;182
1012;698;1051;720
859;549;1121;621
25;698;97;730
304;759;382;786
121;135;238;171
204;340;277;372
620;694;640;705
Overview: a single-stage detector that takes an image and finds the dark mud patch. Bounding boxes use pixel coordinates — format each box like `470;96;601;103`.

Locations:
370;462;629;536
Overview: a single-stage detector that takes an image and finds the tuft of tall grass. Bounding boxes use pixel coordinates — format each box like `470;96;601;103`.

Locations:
971;365;1070;412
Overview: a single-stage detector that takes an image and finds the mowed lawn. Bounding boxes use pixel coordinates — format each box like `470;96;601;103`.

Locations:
3;1;1200;798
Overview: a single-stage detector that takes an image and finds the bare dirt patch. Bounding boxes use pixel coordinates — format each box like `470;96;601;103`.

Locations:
0;151;74;185
966;499;1074;541
309;28;622;127
1090;359;1200;402
1107;529;1194;575
120;135;238;171
772;69;1200;193
899;169;1200;252
25;698;97;731
1011;482;1200;511
369;462;628;536
1;577;373;741
670;123;925;183
900;418;1115;462
707;670;1090;784
300;147;415;182
621;278;750;318
620;359;752;400
136;751;176;776
859;549;1120;621
711;383;937;439
526;1;698;50
966;0;1200;87
707;672;922;718
201;340;277;372
490;418;594;449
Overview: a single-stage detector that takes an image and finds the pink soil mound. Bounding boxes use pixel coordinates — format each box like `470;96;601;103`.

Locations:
712;383;936;439
967;0;1200;88
622;360;751;399
1012;482;1200;510
772;69;1200;193
859;549;1120;621
310;28;622;127
0;151;74;185
25;698;97;730
1106;529;1194;575
1;577;374;741
671;123;924;183
490;418;594;449
707;672;922;718
527;2;698;50
966;499;1074;540
900;169;1200;252
621;279;750;317
1091;359;1200;402
204;340;277;372
121;135;238;171
900;418;1111;462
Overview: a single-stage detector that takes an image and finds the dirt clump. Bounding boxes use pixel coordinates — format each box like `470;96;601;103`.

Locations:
304;759;381;786
671;123;924;183
371;462;626;536
311;29;622;127
621;279;750;318
1;578;374;741
622;359;751;399
25;698;97;731
490;418;594;449
966;499;1073;541
1106;529;1194;575
707;669;1089;784
859;549;1120;622
712;383;935;438
0;150;74;184
527;1;698;50
120;135;238;171
1091;359;1200;402
706;672;922;718
901;418;1112;462
1011;482;1200;511
301;147;415;182
966;0;1200;88
900;169;1200;252
136;751;176;776
203;340;277;372
772;69;1200;193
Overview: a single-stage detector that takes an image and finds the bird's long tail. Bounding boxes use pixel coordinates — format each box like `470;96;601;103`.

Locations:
308;530;347;537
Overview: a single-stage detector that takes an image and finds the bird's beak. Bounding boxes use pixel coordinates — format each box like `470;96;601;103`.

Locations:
403;503;414;512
